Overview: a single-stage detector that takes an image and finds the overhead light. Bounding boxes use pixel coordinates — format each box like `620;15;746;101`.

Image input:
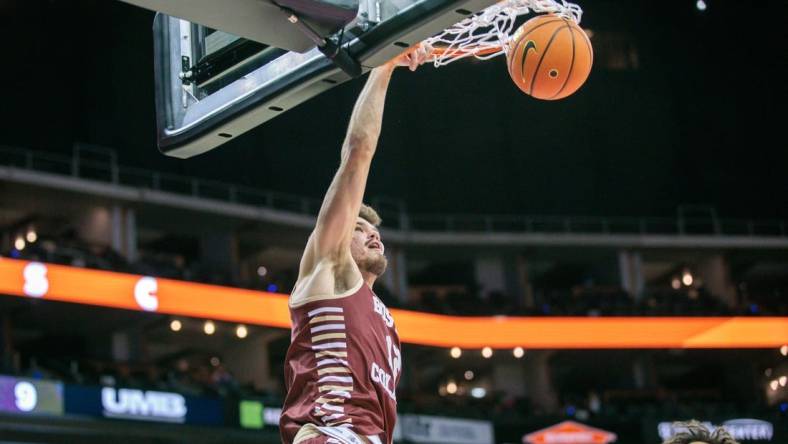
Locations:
450;347;462;359
482;347;493;358
671;278;681;290
204;320;216;335
170;319;182;332
26;230;37;243
780;376;787;387
470;387;486;398
513;347;525;358
446;382;457;394
696;0;707;11
780;345;788;356
14;237;25;250
770;380;779;391
210;356;220;367
682;271;693;286
257;266;267;277
236;324;248;338
464;370;474;380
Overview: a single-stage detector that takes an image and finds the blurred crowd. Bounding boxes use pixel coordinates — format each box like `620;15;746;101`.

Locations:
18;354;268;400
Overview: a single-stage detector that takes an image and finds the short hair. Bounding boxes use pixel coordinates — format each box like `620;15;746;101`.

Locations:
359;203;382;227
662;421;739;444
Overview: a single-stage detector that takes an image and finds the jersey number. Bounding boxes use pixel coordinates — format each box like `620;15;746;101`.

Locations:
385;335;401;380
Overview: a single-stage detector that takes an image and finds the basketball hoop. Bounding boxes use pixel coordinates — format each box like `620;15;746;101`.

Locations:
425;0;583;66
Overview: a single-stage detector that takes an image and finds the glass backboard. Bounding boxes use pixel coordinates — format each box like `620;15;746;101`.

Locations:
121;0;498;158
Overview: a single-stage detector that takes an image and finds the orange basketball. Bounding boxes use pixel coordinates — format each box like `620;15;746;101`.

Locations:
506;14;593;100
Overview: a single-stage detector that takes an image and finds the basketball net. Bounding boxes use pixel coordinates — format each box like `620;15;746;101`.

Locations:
425;0;583;66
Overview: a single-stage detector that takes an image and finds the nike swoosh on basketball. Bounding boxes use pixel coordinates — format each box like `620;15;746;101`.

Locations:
520;40;537;80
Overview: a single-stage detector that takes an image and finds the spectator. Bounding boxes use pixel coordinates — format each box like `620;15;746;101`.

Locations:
662;420;739;444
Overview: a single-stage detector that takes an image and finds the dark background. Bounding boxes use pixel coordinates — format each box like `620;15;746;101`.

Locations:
1;0;786;218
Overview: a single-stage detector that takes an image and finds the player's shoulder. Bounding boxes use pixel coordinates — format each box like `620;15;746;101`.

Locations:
289;258;363;308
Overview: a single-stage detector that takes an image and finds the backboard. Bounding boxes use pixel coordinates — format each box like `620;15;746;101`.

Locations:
121;0;499;158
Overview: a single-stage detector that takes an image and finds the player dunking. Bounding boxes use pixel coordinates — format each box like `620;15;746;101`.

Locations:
280;44;432;444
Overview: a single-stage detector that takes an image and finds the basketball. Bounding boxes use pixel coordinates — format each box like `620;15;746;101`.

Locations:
506;14;593;100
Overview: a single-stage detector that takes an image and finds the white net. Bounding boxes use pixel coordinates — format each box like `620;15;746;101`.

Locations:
425;0;583;66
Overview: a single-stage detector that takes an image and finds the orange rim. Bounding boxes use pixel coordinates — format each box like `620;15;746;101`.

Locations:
429;44;505;59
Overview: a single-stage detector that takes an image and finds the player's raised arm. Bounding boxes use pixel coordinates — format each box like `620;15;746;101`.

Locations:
312;64;394;262
298;45;432;275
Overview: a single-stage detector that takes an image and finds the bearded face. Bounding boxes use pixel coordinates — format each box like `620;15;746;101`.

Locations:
350;218;387;276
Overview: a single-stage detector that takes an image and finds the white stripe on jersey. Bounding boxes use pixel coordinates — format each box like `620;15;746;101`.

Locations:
311;342;347;350
318;375;353;383
317;359;350;367
322;413;345;421
326;390;352;398
308;307;343;317
321;403;344;413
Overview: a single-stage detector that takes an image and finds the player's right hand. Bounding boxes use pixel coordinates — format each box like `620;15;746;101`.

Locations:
391;42;433;71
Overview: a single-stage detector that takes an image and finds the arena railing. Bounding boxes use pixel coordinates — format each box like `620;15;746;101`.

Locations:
1;144;785;237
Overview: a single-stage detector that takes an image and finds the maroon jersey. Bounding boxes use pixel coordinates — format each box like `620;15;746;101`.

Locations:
281;283;401;444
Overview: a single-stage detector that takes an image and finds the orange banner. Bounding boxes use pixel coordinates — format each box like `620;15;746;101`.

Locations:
1;258;786;349
524;421;617;444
